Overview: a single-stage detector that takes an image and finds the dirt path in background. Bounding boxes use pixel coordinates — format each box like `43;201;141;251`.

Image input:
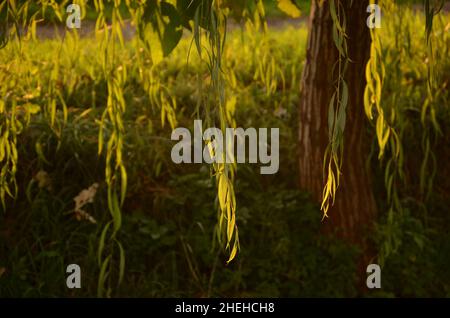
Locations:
27;2;450;40
34;17;308;39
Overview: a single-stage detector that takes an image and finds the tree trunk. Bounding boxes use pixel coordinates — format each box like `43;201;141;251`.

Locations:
298;0;377;277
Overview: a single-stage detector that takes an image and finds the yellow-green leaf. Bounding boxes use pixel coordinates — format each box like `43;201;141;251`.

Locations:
277;0;301;18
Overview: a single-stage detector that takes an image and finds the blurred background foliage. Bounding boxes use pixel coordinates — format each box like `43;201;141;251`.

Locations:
0;2;449;297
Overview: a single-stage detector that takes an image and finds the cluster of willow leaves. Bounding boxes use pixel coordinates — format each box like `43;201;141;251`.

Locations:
0;0;449;297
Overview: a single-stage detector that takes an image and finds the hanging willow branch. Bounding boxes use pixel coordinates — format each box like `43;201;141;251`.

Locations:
95;0;127;297
420;0;444;200
364;0;402;199
321;0;350;218
191;0;240;263
364;0;445;265
364;0;405;265
0;1;26;208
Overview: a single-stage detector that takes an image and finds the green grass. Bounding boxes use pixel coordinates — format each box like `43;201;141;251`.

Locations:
0;9;450;297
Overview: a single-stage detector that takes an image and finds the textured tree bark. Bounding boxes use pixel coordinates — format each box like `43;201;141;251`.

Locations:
298;0;377;274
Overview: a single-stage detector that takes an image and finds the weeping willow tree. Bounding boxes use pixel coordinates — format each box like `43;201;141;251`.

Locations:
299;0;445;274
299;0;376;266
0;0;446;295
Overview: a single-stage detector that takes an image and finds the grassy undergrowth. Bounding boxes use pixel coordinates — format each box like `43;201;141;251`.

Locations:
0;11;449;297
